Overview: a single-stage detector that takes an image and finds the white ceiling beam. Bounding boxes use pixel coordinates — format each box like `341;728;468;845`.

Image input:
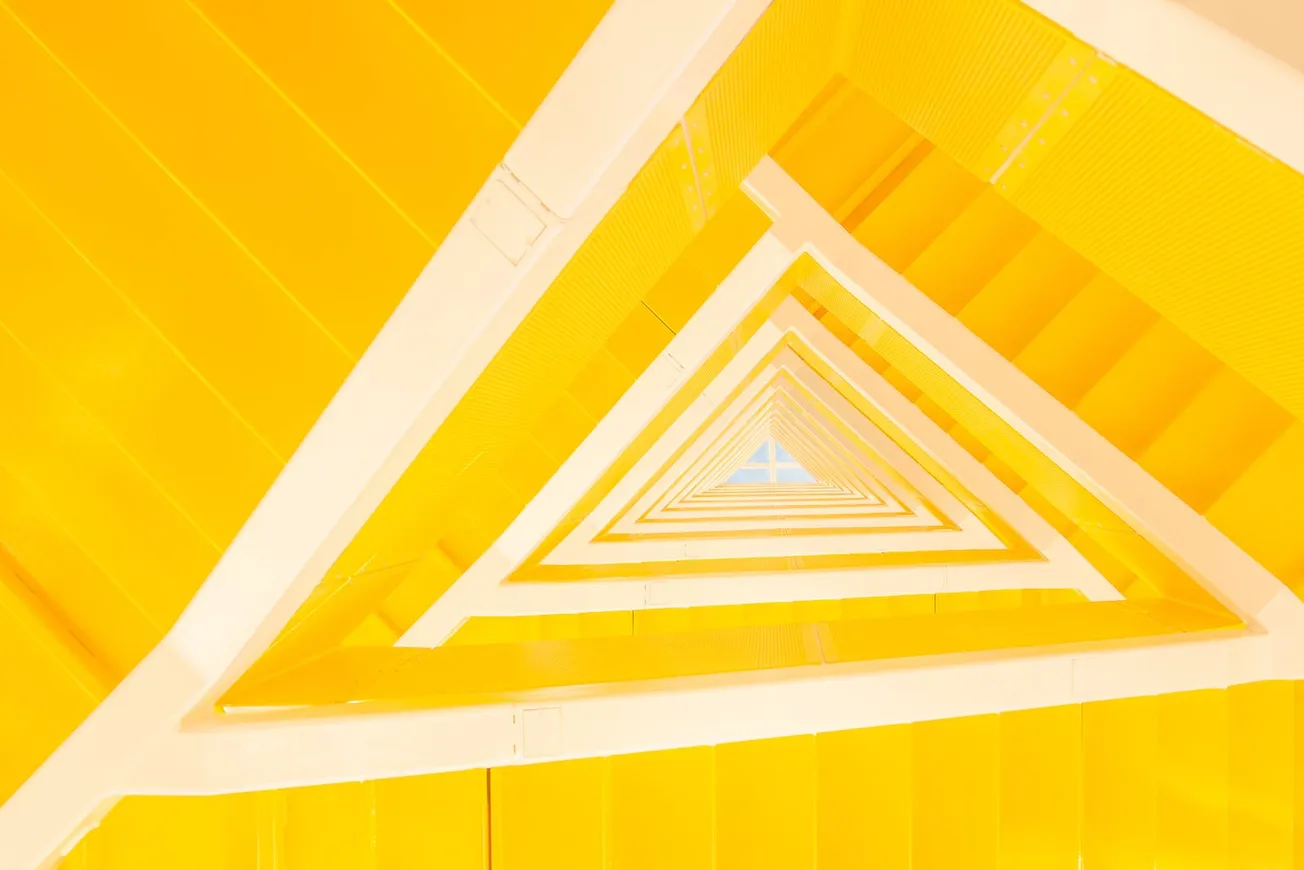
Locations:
128;631;1265;795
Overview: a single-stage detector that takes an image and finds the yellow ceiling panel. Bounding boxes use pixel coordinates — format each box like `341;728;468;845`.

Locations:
0;464;158;676
1010;69;1304;425
842;0;1066;170
3;0;433;359
956;230;1096;360
0;330;218;627
693;0;842;195
0;588;100;801
184;0;518;246
567;347;637;421
0;179;281;549
773;79;918;219
0;9;352;457
603;303;674;382
389;0;613;127
1074;320;1221;460
1205;423;1304;592
902;187;1038;314
1014;273;1158;408
850;147;984;272
1139;367;1292;513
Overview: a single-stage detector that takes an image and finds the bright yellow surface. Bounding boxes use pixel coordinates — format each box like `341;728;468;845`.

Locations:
444;589;1083;647
16;0;1304;861
0;0;609;805
1001;705;1081;869
1083;695;1159;869
224;600;1234;708
816;725;912;869
913;714;999;870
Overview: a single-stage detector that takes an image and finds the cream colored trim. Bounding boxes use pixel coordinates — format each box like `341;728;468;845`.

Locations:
129;632;1265;794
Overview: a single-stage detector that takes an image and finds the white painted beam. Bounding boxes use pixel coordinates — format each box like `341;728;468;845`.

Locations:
128;631;1264;795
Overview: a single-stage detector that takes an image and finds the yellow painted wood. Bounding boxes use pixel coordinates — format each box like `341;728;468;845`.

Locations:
284;782;376;869
851;148;985;272
491;759;606;870
0;465;157;676
608;748;713;870
0;178;282;549
0;8;353;460
1010;69;1304;425
817;725;911;870
3;0;434;359
774;80;918;219
376;770;486;870
1206;423;1304;594
81;795;256;870
716;736;816;870
1229;682;1294;869
644;192;776;332
1015;274;1157;408
186;0;518;246
533;392;598;464
1158;690;1229;870
1083;695;1158;869
913;714;999;870
376;547;462;633
1075;320;1221;459
958;232;1096;360
567;348;637;422
0;328;217;631
1140;368;1292;513
0;587;100;801
604;304;676;380
448;612;633;647
843;0;1066;169
1000;705;1080;870
389;0;613;127
904;188;1038;314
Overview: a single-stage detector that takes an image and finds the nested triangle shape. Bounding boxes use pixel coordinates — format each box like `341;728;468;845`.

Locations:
506;294;1117;596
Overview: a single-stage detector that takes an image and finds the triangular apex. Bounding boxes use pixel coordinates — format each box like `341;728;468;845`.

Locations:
725;424;818;486
507;293;1080;580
